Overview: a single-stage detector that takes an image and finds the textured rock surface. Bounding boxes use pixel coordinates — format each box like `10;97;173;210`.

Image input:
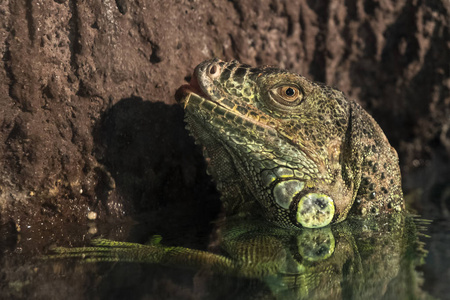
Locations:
0;1;448;299
0;0;448;229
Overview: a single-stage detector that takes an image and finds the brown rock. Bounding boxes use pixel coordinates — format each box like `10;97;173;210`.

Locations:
0;0;448;230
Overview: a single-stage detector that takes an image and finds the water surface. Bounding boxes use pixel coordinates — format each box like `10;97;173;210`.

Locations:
0;170;449;300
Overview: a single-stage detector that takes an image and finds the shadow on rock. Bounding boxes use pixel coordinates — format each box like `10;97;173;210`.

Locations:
94;97;220;240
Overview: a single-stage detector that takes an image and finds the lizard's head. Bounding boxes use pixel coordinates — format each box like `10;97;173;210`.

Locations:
176;58;354;229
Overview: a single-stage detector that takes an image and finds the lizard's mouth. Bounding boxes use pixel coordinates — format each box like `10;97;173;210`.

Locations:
175;75;209;106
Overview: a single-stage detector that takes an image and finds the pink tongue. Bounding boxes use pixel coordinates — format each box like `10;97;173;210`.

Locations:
189;75;202;94
174;74;209;103
174;84;191;103
187;75;209;98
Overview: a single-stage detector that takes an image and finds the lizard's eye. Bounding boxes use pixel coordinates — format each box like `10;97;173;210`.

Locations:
270;86;303;106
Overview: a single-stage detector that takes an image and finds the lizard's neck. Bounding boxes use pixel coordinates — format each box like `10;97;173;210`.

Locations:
185;114;260;216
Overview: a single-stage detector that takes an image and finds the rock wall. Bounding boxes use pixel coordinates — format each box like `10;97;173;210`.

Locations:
0;0;448;227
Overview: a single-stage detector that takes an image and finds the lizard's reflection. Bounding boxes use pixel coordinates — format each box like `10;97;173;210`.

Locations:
51;213;428;299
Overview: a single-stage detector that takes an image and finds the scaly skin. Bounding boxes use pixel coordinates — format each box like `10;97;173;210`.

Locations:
176;58;404;228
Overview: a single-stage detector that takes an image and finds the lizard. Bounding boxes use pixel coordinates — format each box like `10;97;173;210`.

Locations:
47;60;421;298
175;58;405;229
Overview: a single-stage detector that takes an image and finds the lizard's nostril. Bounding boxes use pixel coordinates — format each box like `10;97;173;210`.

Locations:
208;63;221;79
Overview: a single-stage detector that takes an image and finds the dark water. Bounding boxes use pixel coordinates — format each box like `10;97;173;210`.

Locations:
46;214;432;300
1;169;449;300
